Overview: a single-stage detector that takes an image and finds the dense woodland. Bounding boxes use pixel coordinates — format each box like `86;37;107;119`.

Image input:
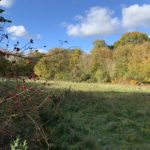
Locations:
1;32;150;84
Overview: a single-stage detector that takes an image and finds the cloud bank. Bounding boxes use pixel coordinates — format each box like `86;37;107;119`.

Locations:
122;4;150;29
6;25;28;38
6;25;42;41
67;7;120;37
66;4;150;37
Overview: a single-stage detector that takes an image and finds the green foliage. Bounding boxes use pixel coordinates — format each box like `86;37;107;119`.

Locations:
1;31;150;83
127;42;150;82
113;42;150;82
90;42;112;82
0;8;12;23
113;44;133;79
114;32;149;48
33;33;150;83
78;54;92;81
93;40;107;48
0;56;11;75
94;69;110;82
34;48;67;79
34;48;83;81
34;57;50;78
0;9;5;14
13;51;45;76
11;137;27;150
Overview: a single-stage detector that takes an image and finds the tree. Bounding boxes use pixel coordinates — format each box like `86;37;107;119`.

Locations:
127;42;150;82
93;40;107;48
113;41;150;83
114;32;149;48
34;48;83;81
113;44;133;79
68;48;82;80
0;8;12;76
90;40;112;82
34;48;69;79
78;54;92;81
12;51;46;76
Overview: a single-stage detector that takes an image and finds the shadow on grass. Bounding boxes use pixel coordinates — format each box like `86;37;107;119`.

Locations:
0;80;150;150
42;85;150;150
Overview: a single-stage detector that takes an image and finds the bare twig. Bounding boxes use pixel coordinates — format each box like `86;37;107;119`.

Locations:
37;97;49;109
0;114;18;119
0;89;29;106
25;113;50;150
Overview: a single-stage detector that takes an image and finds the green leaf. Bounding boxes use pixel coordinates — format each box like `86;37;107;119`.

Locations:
0;9;5;14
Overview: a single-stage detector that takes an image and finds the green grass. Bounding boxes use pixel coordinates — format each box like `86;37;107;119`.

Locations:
1;80;150;149
45;81;150;150
45;80;150;92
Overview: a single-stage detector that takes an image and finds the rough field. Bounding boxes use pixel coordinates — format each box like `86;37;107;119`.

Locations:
1;80;150;149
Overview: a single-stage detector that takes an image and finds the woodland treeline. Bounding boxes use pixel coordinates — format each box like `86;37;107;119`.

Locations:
1;32;150;83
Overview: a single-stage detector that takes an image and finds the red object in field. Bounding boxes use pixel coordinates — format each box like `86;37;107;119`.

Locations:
12;60;16;64
28;60;32;64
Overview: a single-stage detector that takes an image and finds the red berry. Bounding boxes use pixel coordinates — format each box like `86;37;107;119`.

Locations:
28;60;32;64
12;60;16;64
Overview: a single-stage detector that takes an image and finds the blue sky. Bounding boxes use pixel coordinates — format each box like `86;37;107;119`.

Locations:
1;0;150;52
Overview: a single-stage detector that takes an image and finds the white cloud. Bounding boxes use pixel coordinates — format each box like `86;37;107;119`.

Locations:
6;25;28;38
122;4;150;29
0;0;15;8
38;48;47;53
66;7;120;37
6;25;42;41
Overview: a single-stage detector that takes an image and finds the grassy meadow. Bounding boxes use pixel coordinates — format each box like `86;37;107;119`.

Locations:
1;2;150;150
0;80;150;149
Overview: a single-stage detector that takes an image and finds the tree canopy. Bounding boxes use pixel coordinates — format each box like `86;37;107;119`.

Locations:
114;32;149;47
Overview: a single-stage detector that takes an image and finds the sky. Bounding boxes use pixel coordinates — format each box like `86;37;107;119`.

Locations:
1;0;150;52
